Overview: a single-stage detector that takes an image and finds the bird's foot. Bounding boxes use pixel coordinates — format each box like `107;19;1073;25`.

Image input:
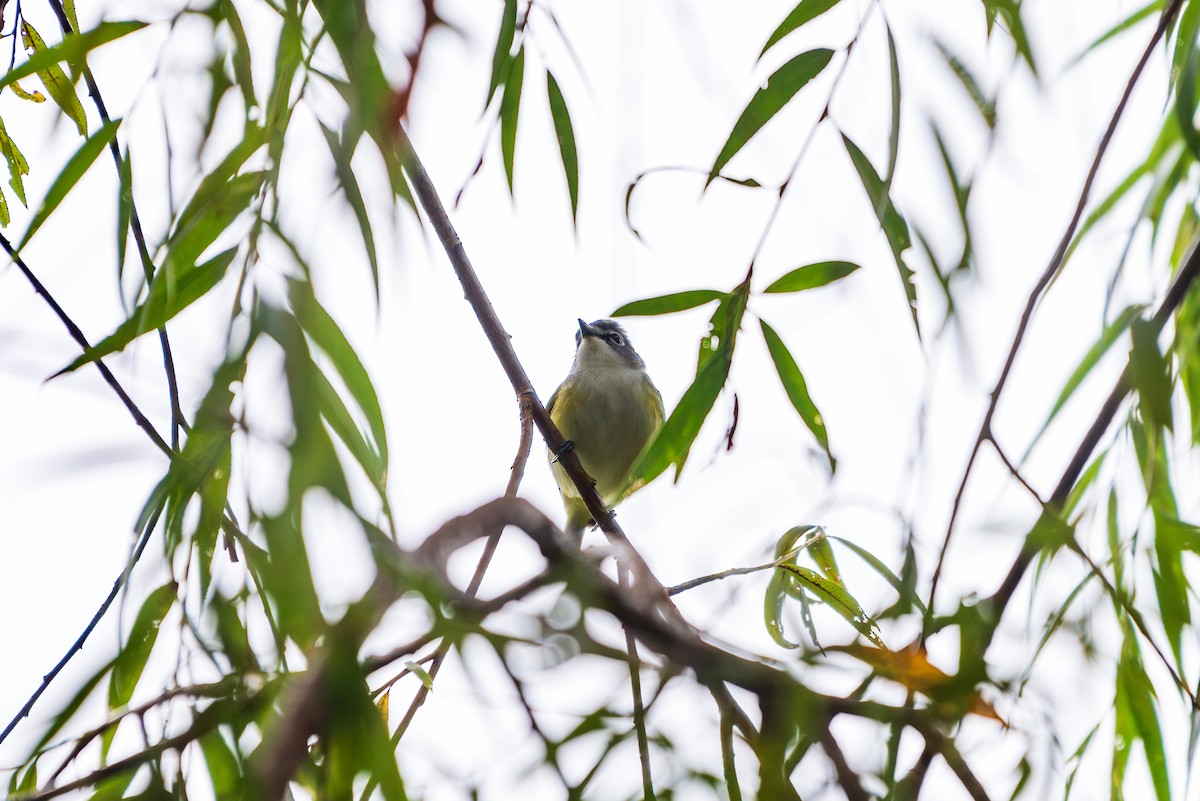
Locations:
551;440;575;463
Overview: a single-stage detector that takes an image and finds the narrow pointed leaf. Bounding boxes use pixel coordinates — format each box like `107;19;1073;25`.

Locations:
500;47;525;194
19;119;120;251
708;49;833;185
842;133;918;337
759;0;842;58
109;583;178;708
1130;317;1174;432
546;72;579;220
487;0;518;107
763;261;859;293
319;123;379;298
760;319;833;470
0;22;146;94
613;290;726;316
21;22;87;137
781;564;884;646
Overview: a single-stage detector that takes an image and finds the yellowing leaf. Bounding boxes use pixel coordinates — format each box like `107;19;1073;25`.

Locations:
375;689;390;722
22;21;88;137
9;79;45;102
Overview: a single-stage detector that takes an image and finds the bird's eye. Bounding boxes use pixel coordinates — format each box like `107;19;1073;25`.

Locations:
607;333;623;346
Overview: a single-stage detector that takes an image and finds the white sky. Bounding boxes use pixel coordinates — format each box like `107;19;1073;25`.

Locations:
0;0;1194;798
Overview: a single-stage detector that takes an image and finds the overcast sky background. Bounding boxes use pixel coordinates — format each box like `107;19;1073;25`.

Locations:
0;0;1191;798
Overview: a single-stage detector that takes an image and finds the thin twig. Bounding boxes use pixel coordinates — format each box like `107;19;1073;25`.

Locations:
45;0;185;445
991;235;1200;617
0;501;162;747
667;537;821;596
386;393;534;739
0;233;170;455
926;0;1185;621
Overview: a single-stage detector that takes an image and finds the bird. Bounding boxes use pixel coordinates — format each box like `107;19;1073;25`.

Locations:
546;318;665;537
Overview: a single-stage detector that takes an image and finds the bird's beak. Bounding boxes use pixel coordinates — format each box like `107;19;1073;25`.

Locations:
578;318;598;338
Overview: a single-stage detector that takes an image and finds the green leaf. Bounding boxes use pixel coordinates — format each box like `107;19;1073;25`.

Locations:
200;730;243;799
487;0;518;107
760;319;834;470
764;562;802;649
116;148;132;283
828;535;927;616
19;119;120;251
1022;305;1143;461
885;24;901;179
708;49;833;185
1071;1;1160;66
627;341;729;488
612;290;727;316
289;278;388;476
935;41;996;128
109;583;177;709
319;123;379;298
546;72;579;221
221;0;257;113
63;0;81;33
780;564;884;646
406;660;434;690
0;114;30;210
809;535;841;584
759;0;842;58
1130;317;1174;432
500;46;525;194
21;22;88;137
763;260;859;293
0;21;146;94
1115;625;1171;801
627;283;749;486
56;248;238;375
841;133;919;338
1153;513;1191;670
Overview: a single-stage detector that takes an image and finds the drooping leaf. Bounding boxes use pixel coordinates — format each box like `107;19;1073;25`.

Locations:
841;133;919;338
1130;317;1174;432
290;278;389;490
1115;623;1171;801
829;535;927;616
763;261;859;293
779;564;884;646
708;49;833;185
760;319;833;470
613;290;727;317
759;0;842;58
319;123;380;298
885;24;901;179
221;0;257;112
0;114;30;212
935;41;996;129
109;583;178;709
19;119;120;251
486;0;518;107
500;47;525;194
21;21;88;137
546;72;579;221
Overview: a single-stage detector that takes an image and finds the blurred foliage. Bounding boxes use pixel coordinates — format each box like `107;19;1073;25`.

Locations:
1;0;1200;800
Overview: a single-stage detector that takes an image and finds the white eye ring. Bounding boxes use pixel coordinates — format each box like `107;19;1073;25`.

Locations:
607;333;623;346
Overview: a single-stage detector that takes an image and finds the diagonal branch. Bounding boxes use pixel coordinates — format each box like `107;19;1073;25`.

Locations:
927;0;1185;621
46;0;186;446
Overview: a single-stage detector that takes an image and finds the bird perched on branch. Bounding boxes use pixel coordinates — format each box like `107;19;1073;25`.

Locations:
547;319;665;536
